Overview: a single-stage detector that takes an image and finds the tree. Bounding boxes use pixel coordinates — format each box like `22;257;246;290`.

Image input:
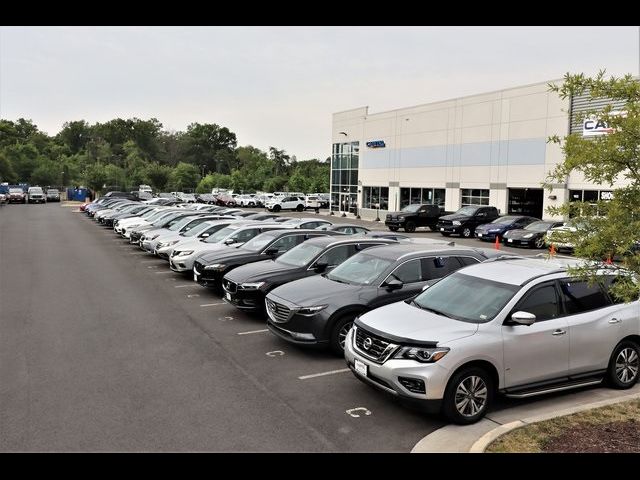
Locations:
84;164;108;193
168;162;200;192
269;146;290;176
183;123;238;174
546;71;640;301
145;163;172;191
0;151;17;183
31;160;62;186
57;120;91;154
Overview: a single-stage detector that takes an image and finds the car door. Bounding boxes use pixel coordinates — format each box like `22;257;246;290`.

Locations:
372;258;425;308
559;278;631;375
502;281;569;387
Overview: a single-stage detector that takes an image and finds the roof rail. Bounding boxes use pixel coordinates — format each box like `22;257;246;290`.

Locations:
482;254;528;263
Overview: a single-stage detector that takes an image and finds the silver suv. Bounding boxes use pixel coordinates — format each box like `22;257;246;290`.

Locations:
345;257;640;424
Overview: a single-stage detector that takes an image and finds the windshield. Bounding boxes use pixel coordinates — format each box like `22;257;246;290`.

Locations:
182;222;214;237
241;232;278;252
203;226;237;243
48;189;59;193
169;216;198;231
152;212;182;227
276;243;324;267
412;273;518;323
401;204;421;213
9;188;22;194
525;221;554;232
326;252;393;285
492;216;518;224
145;210;170;221
455;206;479;216
29;188;43;193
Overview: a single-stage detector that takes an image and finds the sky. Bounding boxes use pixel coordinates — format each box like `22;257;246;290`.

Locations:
1;26;638;160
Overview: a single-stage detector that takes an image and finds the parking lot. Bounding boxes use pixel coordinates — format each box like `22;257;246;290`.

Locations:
0;202;586;451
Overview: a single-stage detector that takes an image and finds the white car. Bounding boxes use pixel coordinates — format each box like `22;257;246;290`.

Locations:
156;220;235;259
304;195;321;209
169;223;289;273
238;195;257;207
115;207;173;237
265;195;306;212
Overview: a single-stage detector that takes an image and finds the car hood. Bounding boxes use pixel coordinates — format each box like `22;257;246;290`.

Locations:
269;274;362;306
225;259;296;283
357;301;478;345
197;248;263;265
504;228;542;239
438;213;472;222
476;222;508;232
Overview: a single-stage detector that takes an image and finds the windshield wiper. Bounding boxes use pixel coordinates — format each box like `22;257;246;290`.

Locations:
327;275;348;284
409;300;454;318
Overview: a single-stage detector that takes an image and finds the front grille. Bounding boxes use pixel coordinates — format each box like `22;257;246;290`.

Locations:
223;279;237;293
354;326;398;363
438;220;453;226
266;298;291;323
386;214;392;220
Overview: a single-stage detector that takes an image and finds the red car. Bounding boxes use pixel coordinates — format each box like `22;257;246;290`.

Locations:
8;188;26;204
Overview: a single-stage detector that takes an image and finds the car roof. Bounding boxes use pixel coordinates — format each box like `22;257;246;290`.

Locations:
255;228;333;237
457;256;586;286
284;217;331;223
302;235;396;248
353;243;500;260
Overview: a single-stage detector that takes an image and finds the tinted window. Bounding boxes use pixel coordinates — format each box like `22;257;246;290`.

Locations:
559;280;611;314
268;235;302;253
514;284;560;321
390;259;422;284
315;245;353;267
458;256;481;267
422;256;461;279
232;228;260;243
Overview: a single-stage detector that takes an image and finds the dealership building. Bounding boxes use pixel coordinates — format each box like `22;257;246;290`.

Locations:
330;79;627;220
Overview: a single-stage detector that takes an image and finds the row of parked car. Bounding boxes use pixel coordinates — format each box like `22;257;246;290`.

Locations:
0;186;60;204
81;193;640;425
386;203;580;251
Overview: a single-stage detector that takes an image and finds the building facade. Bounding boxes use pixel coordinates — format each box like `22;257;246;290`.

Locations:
330;80;627;220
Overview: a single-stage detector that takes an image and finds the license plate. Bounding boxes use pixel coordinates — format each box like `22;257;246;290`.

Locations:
477;233;483;237
440;228;444;232
354;359;368;377
508;238;513;243
225;292;231;301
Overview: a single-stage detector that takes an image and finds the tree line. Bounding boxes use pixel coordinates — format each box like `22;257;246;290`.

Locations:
0;118;330;194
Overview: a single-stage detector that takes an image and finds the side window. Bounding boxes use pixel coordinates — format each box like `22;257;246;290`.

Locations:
390;259;422;284
267;235;299;253
458;256;481;267
341;227;354;234
233;228;260;243
559;279;611;314
513;284;560;321
421;256;466;280
314;245;353;267
303;222;319;229
355;227;368;234
601;276;625;305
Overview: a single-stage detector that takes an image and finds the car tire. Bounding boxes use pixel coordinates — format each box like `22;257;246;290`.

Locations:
329;314;357;355
404;221;416;233
273;205;281;212
606;340;640;389
442;366;494;425
462;227;473;238
296;204;304;212
388;226;399;232
534;237;546;249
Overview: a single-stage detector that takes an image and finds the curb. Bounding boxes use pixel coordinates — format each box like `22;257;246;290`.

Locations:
470;390;640;453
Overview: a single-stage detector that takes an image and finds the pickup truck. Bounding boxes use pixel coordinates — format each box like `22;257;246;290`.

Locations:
436;206;500;238
385;204;446;232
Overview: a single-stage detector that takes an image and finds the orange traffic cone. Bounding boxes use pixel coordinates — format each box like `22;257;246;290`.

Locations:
549;244;556;257
494;235;500;250
606;255;613;265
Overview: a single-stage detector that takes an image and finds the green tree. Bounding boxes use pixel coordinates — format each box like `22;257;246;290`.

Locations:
269;146;290;176
57;120;91;154
145;163;172;191
4;143;39;182
84;164;107;193
183;123;238;174
168;162;200;191
31;160;62;186
287;172;309;193
0;151;17;183
546;71;640;301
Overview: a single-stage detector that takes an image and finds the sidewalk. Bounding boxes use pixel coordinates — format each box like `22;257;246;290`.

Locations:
411;383;640;453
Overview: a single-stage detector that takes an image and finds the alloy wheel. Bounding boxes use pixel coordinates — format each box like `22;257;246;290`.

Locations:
455;375;488;417
616;348;639;384
338;321;354;351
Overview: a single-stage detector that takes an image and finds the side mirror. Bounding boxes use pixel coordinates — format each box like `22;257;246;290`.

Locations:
224;238;236;245
510;311;536;326
313;262;329;273
385;278;403;291
264;248;279;256
199;232;210;238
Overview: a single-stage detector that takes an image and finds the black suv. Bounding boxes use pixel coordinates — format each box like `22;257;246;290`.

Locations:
265;243;499;354
221;236;396;313
193;229;335;290
385;204;445;232
437;206;500;238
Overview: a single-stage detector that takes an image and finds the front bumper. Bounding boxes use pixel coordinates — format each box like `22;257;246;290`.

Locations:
221;285;265;311
384;220;405;228
475;231;500;241
169;254;196;272
343;329;448;406
437;225;461;234
504;237;537;247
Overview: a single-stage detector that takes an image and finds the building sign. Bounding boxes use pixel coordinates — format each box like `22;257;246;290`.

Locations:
600;191;614;201
366;140;386;148
582;111;625;137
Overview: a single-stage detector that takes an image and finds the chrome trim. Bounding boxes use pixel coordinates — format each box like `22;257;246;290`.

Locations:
504;379;602;399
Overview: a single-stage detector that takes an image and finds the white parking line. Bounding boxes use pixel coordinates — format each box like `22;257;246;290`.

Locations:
141;260;160;263
237;329;269;335
174;284;196;288
298;368;351;380
200;303;226;307
128;252;147;255
154;271;174;274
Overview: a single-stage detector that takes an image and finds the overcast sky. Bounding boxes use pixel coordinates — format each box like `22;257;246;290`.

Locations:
1;26;638;160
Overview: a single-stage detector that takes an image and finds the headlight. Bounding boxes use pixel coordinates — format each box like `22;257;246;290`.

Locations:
488;229;500;233
393;346;450;363
150;234;160;240
163;240;179;246
452;221;461;226
296;305;327;316
398;216;405;221
204;263;226;270
523;233;534;239
176;250;194;256
238;282;265;290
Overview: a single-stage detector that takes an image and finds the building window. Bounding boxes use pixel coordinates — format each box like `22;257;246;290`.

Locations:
362;186;389;210
461;189;489;206
569;189;613;217
330;141;359;213
400;187;446;208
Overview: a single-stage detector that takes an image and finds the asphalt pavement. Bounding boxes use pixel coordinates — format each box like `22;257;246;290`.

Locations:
0;203;445;451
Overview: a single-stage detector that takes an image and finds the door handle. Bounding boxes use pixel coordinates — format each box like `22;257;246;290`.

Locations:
552;329;566;336
608;318;622;324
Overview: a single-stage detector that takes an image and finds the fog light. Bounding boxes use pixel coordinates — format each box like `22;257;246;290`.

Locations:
290;332;315;341
398;377;426;394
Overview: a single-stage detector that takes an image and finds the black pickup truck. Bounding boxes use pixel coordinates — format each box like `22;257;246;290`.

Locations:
385;204;447;232
436;206;500;238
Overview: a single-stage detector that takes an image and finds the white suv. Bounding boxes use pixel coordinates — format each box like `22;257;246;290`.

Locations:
265;195;306;212
345;257;640;424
